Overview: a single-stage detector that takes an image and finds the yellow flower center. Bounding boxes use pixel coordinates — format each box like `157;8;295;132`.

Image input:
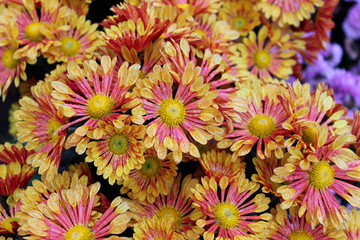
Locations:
59;37;81;57
247;114;276;138
0;217;19;233
213;202;239;229
156;207;183;231
288;230;314;240
158;98;186;126
139;156;161;178
254;50;272;69
64;225;94;240
308;161;335;189
2;48;18;69
25;22;44;42
108;133;129;155
87;94;114;119
302;127;316;146
232;16;248;31
194;29;207;40
47;118;62;140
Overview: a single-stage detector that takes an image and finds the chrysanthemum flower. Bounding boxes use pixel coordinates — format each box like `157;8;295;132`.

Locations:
0;15;29;100
132;62;221;163
44;12;100;64
273;149;360;229
217;83;290;160
133;216;184;240
17;174;132;239
62;0;91;16
162;38;242;130
15;79;68;180
191;175;271;239
193;14;240;54
218;0;260;36
13;0;70;60
0;162;35;196
101;2;169;72
199;149;245;183
0;190;22;237
51;56;141;154
293;0;338;63
255;0;323;27
238;26;296;80
279;81;352;150
130;174;204;239
85;118;146;185
345;208;360;239
0;143;36;196
252;151;289;198
121;148;178;203
269;204;346;240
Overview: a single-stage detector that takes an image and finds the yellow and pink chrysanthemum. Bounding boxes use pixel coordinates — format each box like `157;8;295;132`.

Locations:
193;14;240;54
191;175;272;239
132;62;221;163
133;216;184;240
44;12;100;64
101;2;169;70
0;17;29;100
61;0;92;16
345;208;360;240
130;174;204;239
252;151;289;198
17;174;132;239
121;148;178;203
255;0;324;27
0;143;36;196
15;79;68;180
14;0;69;60
279;81;351;150
85;118;146;185
199;149;245;183
238;26;296;80
269;205;346;240
0;190;22;237
218;0;260;36
273;144;360;229
217;84;290;160
51;56;141;154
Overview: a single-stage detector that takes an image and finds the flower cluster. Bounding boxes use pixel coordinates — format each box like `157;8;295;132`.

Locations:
0;0;360;239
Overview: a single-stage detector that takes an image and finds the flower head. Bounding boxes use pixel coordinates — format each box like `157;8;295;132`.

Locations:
273;147;360;229
15;79;68;180
0;143;36;196
218;83;290;160
130;174;204;239
218;0;260;36
51;56;141;154
269;205;346;240
345;208;360;240
255;0;323;27
191;175;271;239
121;148;178;203
85;118;146;184
44;12;100;64
17;173;132;239
239;26;296;80
132;62;221;163
133;216;184;240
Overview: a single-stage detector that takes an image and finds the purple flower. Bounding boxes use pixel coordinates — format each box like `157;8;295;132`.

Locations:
343;3;360;39
326;68;360;110
303;58;334;89
319;42;343;67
